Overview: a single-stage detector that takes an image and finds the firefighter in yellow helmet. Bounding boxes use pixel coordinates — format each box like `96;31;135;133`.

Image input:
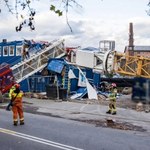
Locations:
106;83;117;115
11;83;24;126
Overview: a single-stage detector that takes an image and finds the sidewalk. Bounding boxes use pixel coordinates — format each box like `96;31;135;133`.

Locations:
21;97;150;133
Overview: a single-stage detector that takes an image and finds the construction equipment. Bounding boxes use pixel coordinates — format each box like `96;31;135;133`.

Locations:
11;39;66;83
75;49;150;79
0;63;14;94
0;37;150;100
113;51;150;79
0;39;66;99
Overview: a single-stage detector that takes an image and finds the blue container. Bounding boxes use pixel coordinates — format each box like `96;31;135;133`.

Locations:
132;77;150;102
20;79;29;92
93;72;101;88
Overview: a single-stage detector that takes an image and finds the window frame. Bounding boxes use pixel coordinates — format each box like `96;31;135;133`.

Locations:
3;46;9;56
9;45;15;56
16;45;22;56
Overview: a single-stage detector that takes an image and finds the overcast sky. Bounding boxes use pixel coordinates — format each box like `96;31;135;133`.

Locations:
0;0;150;52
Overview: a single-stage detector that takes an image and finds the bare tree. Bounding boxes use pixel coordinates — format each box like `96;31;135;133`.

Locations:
0;0;82;32
1;0;149;32
146;0;150;16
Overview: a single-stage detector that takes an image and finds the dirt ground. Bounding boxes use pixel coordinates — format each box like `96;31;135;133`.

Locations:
69;94;149;111
99;94;137;110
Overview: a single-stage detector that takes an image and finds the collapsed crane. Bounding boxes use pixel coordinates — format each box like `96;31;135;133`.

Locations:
0;37;150;102
74;48;150;79
113;51;150;79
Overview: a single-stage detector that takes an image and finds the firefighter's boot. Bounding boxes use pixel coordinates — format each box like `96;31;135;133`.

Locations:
20;120;24;125
106;110;111;114
112;111;117;115
13;121;18;126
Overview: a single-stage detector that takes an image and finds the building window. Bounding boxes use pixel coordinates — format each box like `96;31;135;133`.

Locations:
9;45;14;56
3;46;9;56
16;46;22;56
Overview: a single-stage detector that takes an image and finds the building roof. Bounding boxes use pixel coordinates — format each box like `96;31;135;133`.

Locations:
134;46;150;52
124;45;150;53
0;40;23;46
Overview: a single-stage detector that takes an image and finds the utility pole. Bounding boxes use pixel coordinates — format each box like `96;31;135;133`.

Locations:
55;75;60;100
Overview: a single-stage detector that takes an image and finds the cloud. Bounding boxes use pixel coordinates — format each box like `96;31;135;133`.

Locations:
0;0;150;53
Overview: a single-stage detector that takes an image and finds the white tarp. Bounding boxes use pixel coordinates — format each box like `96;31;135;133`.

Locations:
86;79;98;100
68;69;76;79
77;67;98;100
78;70;86;87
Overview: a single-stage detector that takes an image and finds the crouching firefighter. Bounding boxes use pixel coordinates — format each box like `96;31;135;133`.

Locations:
11;83;25;126
106;83;117;115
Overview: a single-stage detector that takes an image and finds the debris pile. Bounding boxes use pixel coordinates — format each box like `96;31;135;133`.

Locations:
24;92;48;99
136;102;144;112
74;119;146;132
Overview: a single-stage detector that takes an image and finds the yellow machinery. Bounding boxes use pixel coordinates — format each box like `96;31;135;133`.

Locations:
113;51;150;79
74;48;150;79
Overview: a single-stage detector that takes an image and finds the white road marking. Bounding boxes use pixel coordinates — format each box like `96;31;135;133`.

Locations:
0;128;83;150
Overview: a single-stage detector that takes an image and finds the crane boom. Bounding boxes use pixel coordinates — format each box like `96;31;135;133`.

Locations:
113;51;150;78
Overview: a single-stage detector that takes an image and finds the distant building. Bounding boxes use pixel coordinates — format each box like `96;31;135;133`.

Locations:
126;22;150;58
124;46;150;58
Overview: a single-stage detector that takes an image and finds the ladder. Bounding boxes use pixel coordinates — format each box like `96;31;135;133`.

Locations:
62;65;70;90
11;39;66;83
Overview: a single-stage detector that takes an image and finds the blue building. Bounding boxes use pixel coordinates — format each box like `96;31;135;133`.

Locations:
0;39;23;66
0;39;51;92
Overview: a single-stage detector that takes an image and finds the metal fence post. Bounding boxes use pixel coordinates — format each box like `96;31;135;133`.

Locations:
145;80;150;113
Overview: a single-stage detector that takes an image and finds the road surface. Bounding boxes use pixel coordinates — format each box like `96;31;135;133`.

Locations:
0;109;150;150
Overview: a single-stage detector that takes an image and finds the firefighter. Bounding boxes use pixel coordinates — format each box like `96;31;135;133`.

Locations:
6;85;16;111
106;83;117;115
11;83;24;126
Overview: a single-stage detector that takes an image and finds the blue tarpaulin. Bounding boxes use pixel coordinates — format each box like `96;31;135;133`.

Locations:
47;60;65;74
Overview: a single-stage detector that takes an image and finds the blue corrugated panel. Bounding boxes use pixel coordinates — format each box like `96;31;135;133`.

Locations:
93;72;101;88
47;60;65;74
20;79;29;92
85;68;93;79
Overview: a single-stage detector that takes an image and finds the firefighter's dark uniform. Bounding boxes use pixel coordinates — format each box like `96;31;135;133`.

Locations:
106;87;117;115
11;90;24;126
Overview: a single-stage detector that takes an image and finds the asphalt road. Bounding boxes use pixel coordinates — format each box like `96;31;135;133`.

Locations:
0;109;150;150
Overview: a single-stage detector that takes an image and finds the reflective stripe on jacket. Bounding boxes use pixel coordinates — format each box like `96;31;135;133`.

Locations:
109;88;117;101
11;92;23;104
9;86;16;99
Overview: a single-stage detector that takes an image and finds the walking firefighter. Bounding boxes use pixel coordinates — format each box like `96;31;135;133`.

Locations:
106;83;117;115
